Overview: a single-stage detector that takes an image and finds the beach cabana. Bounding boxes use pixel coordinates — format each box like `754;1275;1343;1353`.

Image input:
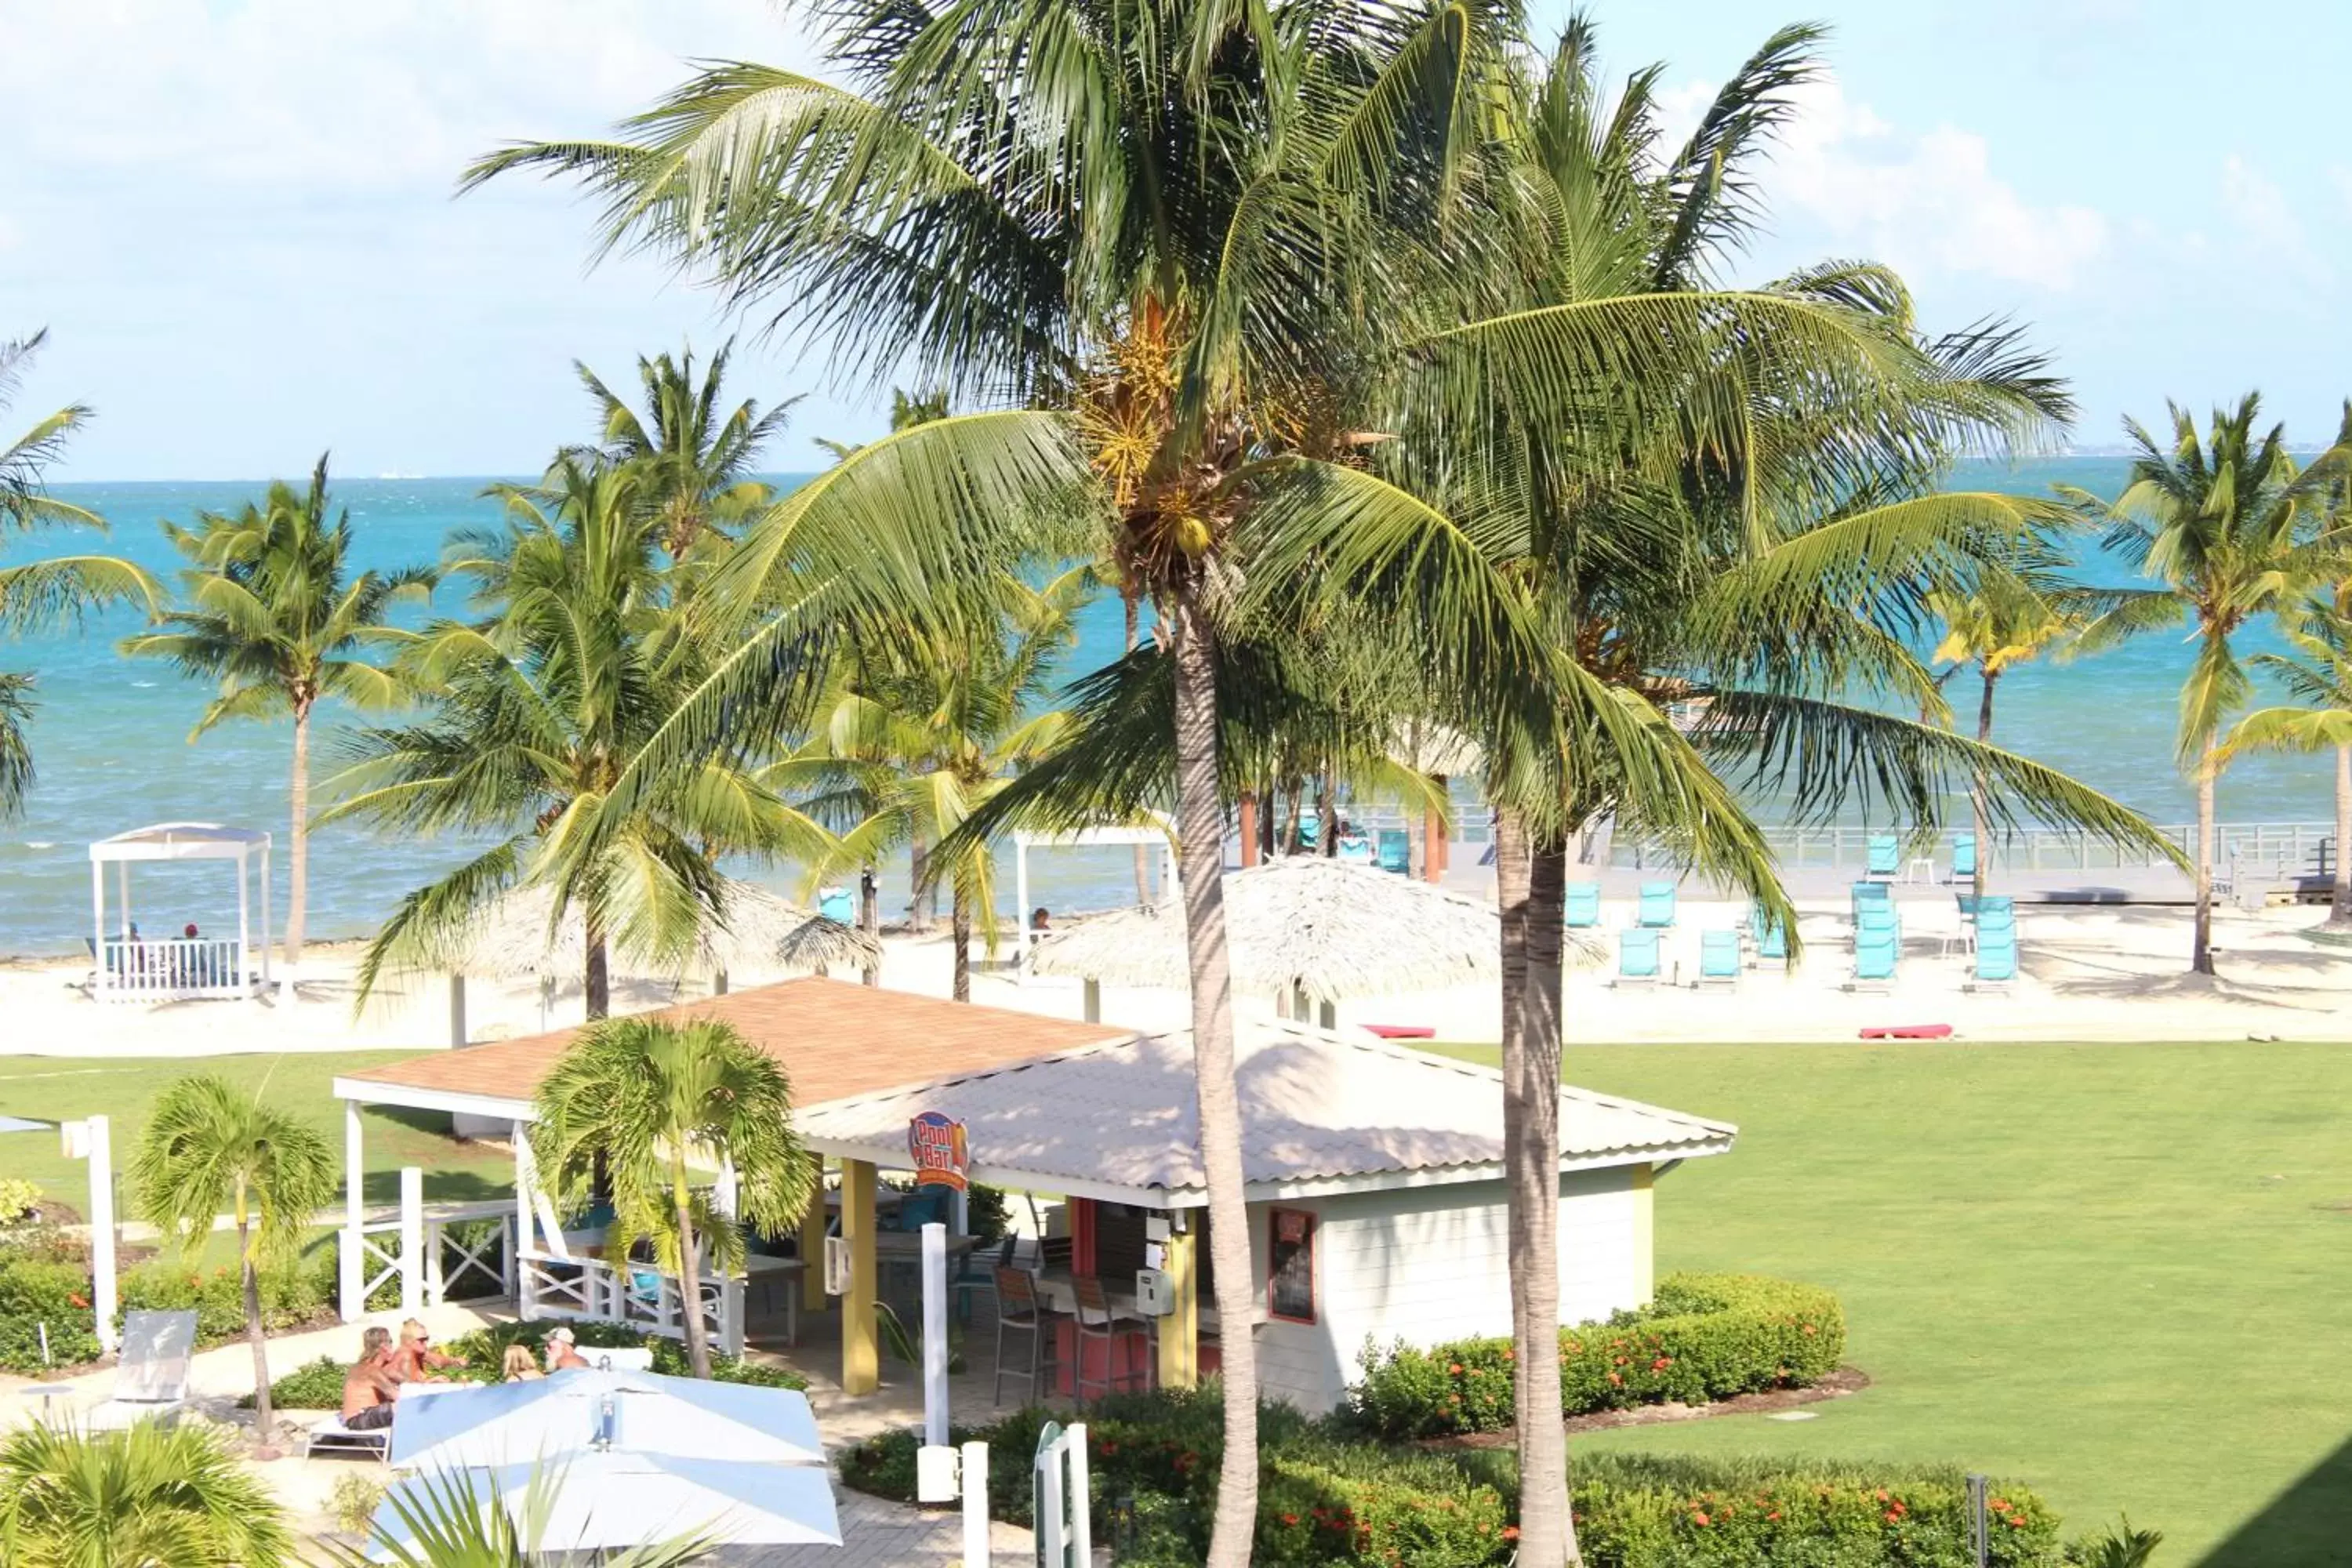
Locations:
1026;857;1501;1025
1011;813;1178;962
87;822;271;1002
330;978;1128;1392
793;1021;1735;1414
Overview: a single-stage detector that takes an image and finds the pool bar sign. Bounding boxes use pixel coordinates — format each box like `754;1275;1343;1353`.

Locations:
908;1111;970;1192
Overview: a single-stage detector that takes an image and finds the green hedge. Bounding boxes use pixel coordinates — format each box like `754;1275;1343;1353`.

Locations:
245;1318;808;1408
1346;1272;1845;1439
0;1229;336;1374
841;1389;2067;1567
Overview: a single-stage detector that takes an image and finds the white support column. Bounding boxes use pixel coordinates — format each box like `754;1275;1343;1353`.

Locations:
960;1443;991;1568
922;1221;949;1449
339;1101;364;1320
260;843;274;992
398;1167;424;1319
448;975;466;1048
512;1121;536;1259
237;849;252;1000
1014;840;1032;964
85;1116;118;1357
90;860;107;1002
117;862;129;939
721;1276;746;1357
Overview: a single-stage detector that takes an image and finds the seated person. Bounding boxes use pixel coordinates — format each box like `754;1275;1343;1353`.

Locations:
543;1324;590;1374
340;1326;401;1431
500;1343;543;1383
390;1317;462;1384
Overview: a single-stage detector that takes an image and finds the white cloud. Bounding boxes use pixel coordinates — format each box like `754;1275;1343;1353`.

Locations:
1762;76;2109;291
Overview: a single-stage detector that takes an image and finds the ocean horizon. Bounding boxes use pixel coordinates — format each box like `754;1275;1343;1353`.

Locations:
0;457;2328;956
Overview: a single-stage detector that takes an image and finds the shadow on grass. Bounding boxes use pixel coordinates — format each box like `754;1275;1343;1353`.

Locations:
2198;1431;2352;1567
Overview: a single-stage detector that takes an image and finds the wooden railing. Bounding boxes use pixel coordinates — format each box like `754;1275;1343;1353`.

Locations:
339;1198;517;1320
96;937;252;1002
517;1250;744;1357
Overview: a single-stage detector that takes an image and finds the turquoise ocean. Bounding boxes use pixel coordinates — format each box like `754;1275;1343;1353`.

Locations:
0;458;2324;954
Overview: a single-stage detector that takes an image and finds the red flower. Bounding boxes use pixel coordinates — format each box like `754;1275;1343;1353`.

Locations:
1448;1363;1464;1375
1502;1527;1520;1541
1281;1514;1300;1526
1767;1512;1782;1522
69;1293;89;1309
1990;1498;2010;1512
1503;1348;1515;1361
1606;1372;1622;1385
1886;1511;1903;1523
1651;1357;1671;1372
1692;1512;1711;1527
2008;1514;2027;1529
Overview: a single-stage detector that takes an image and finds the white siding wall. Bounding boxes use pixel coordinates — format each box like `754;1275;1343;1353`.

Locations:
1241;1167;1646;1415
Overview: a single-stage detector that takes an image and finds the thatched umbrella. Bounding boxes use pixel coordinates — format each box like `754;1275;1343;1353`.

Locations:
1027;858;1502;1022
432;880;879;1041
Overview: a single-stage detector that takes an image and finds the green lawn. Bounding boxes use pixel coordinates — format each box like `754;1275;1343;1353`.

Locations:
1435;1041;2352;1566
0;1051;514;1214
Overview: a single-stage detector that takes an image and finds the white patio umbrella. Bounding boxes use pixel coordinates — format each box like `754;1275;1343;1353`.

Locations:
1028;856;1508;1006
388;1370;825;1472
365;1454;842;1559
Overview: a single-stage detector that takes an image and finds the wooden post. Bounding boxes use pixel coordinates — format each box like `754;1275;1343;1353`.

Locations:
1238;793;1260;868
1157;1229;1199;1391
800;1154;830;1315
842;1158;879;1396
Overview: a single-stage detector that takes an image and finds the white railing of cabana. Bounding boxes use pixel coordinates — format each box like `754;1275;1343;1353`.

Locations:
96;937;252;1001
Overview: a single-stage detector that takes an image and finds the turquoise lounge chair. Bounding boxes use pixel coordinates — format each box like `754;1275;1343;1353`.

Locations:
1697;929;1740;989
1564;884;1602;929
1950;833;1978;884
1973;896;2015;953
818;887;855;923
1755;914;1789;968
1972;924;2019;990
1376;829;1410;874
1852;929;1898;990
1636;881;1677;929
1614;928;1662;986
1865;834;1900;880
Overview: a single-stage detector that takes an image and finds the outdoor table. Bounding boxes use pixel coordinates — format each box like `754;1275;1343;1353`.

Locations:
872;1231;980;1323
15;1382;76;1424
1903;855;1938;884
743;1255;804;1345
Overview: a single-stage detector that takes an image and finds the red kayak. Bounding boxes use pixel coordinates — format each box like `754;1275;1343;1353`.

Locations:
1362;1023;1436;1040
1859;1023;1954;1040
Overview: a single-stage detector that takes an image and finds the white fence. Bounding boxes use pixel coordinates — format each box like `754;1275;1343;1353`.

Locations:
337;1181;517;1320
95;936;253;1001
517;1250;744;1357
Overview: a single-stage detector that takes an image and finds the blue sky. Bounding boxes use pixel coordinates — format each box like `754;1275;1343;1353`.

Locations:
5;0;2347;481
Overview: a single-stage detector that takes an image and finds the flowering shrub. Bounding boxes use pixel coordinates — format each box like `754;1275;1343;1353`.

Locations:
0;1177;44;1225
841;1388;2069;1567
1570;1453;2065;1567
1346;1272;1845;1439
0;1228;335;1373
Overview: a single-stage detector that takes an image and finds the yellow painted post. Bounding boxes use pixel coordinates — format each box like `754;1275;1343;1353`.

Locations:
1157;1229;1199;1391
800;1153;829;1315
842;1158;880;1396
1629;1163;1656;1303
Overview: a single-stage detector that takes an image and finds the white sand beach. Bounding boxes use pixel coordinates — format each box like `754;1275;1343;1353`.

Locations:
6;886;2350;1058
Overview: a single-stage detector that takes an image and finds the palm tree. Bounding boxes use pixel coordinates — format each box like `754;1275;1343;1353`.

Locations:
576;339;796;555
462;9;2016;1558
800;567;1088;1001
0;1421;294;1567
321;1464;716;1566
0;328;161;817
532;1017;816;1380
121;455;431;967
2219;593;2352;924
320;455;833;1016
127;1074;337;1457
2067;397;2352;972
1927;569;2092;897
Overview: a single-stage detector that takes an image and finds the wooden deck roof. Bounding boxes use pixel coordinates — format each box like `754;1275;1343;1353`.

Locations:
333;977;1135;1120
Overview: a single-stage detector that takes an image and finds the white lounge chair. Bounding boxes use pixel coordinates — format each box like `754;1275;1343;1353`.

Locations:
83;1309;196;1430
302;1411;394;1463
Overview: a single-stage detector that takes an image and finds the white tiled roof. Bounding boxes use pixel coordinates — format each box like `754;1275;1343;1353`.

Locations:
793;1022;1734;1200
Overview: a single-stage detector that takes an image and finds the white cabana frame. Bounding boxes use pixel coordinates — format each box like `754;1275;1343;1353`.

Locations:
1011;812;1178;962
89;823;272;1003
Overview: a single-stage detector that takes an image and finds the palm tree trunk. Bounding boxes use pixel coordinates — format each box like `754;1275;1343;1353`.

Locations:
285;699;310;966
859;866;880;988
584;920;611;1021
2194;739;2219;975
1128;593;1153;902
1168;589;1258;1568
673;1159;713;1380
238;1211;278;1455
1319;771;1338;858
950;877;973;1004
1973;670;1997;902
1496;806;1576;1566
2335;745;2352;926
909;833;931;935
